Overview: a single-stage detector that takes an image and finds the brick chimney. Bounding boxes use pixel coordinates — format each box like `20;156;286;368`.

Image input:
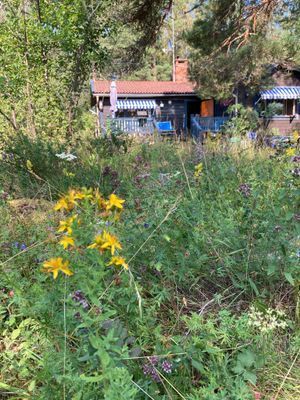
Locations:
173;57;189;83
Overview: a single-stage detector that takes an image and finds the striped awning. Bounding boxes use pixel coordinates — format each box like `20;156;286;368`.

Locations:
117;99;157;110
260;86;300;100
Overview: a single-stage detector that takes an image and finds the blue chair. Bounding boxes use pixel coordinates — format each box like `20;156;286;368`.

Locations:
155;121;176;138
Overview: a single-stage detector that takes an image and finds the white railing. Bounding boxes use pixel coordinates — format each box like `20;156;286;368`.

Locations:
109;117;155;134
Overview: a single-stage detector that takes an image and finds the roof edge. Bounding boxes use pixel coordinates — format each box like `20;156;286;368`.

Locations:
92;93;198;98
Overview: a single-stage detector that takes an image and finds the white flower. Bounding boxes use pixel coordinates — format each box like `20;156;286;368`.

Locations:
248;306;287;334
55;152;77;161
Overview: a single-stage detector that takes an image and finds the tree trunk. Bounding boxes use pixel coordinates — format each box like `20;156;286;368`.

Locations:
35;0;49;83
22;0;37;137
0;107;18;131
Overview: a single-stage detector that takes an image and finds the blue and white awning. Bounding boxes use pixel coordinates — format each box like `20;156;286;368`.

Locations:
260;86;300;100
117;99;157;110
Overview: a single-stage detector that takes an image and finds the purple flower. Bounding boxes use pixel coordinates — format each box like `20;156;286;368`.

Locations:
20;243;27;251
71;290;90;310
103;166;112;176
12;242;19;248
135;155;143;163
143;363;160;382
238;183;251;197
161;360;173;374
291;167;300;177
148;356;159;365
144;223;150;228
247;131;257;141
291;155;300;163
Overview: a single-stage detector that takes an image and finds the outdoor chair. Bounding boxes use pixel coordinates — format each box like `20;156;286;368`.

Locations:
155;121;177;139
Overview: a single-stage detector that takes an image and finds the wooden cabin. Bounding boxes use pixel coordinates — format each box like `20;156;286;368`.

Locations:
258;65;300;134
90;59;201;136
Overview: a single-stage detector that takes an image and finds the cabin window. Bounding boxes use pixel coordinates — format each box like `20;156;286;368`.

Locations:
266;99;295;116
285;99;294;115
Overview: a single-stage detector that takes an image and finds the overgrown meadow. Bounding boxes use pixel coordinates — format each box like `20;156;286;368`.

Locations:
0;133;299;399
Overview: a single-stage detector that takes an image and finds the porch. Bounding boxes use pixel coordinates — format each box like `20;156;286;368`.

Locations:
109;117;155;135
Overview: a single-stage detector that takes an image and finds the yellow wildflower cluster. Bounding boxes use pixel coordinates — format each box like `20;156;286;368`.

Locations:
54;188;125;214
285;147;296;157
194;162;203;179
58;215;78;235
42;257;73;279
54;188;95;212
88;231;128;269
42;188;127;279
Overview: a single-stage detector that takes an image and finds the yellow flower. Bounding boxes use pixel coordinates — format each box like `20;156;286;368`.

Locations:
94;189;106;210
42;257;73;279
100;231;122;255
54;197;70;212
74;188;93;200
106;194;125;211
57;215;78;235
68;190;80;204
54;192;76;212
87;234;105;250
26;160;33;171
107;256;128;270
88;231;122;255
194;162;203;178
59;235;75;249
54;189;88;212
286;148;296;157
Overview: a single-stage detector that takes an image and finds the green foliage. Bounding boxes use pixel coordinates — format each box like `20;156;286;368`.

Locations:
128;0;194;81
0;138;299;399
0;132;131;198
0;0;172;138
186;1;298;99
223;104;259;136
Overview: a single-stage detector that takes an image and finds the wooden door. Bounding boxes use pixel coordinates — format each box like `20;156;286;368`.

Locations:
201;99;214;117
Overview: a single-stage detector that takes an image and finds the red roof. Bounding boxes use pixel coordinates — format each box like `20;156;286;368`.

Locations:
91;80;196;96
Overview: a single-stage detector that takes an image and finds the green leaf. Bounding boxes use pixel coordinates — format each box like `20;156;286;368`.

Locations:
28;380;36;392
267;264;277;276
243;370;257;385
191;359;205;374
237;350;255;368
97;349;111;368
89;335;100;350
284;272;295;286
80;374;103;383
11;328;21;340
248;278;259;296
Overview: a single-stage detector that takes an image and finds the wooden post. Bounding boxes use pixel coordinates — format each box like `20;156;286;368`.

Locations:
96;95;100;137
293;99;296;116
